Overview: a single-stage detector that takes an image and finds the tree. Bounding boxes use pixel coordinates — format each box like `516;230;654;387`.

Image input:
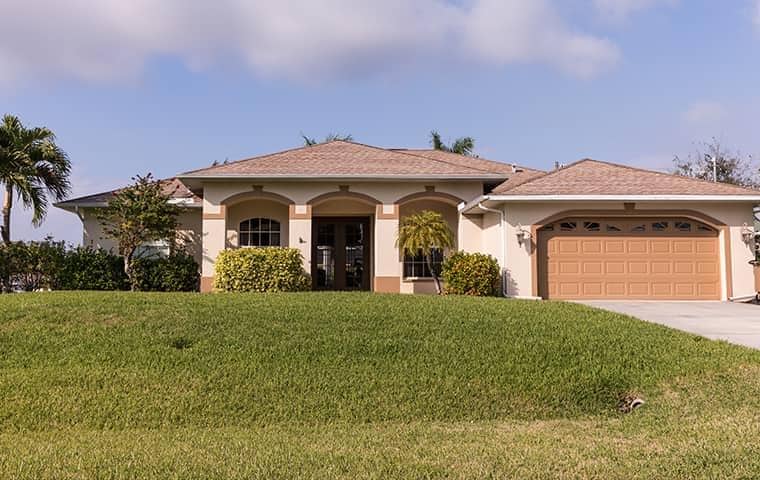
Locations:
0;114;71;244
672;138;759;188
396;210;454;295
96;174;180;288
430;130;475;156
301;132;353;146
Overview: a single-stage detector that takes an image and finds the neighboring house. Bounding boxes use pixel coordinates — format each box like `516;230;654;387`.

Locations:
55;141;760;300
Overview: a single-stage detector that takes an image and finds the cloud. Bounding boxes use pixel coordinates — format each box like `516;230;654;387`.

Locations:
683;101;726;125
0;0;619;88
754;0;760;27
592;0;676;21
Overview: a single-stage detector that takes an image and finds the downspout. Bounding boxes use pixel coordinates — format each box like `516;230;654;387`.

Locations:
478;202;507;297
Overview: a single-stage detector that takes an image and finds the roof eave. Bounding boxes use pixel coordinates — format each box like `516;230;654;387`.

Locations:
176;174;508;181
461;194;760;214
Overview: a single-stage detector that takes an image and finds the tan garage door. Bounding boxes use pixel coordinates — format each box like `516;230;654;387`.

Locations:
538;217;721;300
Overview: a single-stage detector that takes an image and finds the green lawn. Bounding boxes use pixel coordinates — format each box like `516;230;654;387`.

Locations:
0;292;759;479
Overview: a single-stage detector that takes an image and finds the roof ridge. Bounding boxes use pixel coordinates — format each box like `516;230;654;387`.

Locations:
391;148;541;175
575;158;760;193
180;140;503;177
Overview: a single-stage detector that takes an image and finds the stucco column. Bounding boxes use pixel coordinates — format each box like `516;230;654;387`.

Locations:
200;203;227;292
374;204;401;293
289;204;312;275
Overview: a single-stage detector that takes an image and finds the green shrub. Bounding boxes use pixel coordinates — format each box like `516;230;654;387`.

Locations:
441;251;501;296
0;238;65;292
56;246;129;291
130;253;199;292
214;247;310;293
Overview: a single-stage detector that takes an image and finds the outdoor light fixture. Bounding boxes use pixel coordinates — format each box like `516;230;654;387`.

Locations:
741;223;755;244
516;224;531;246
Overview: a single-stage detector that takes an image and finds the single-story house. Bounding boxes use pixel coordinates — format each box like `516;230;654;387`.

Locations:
56;141;760;300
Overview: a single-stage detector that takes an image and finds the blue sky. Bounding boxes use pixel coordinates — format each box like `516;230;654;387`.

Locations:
2;0;760;244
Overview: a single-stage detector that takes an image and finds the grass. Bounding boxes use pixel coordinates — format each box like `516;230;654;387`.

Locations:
0;291;759;478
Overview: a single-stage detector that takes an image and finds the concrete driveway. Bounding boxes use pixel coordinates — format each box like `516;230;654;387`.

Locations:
580;301;760;349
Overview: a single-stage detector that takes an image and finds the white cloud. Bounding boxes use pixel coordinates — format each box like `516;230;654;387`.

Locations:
592;0;676;21
683;101;726;125
754;0;760;27
0;0;620;88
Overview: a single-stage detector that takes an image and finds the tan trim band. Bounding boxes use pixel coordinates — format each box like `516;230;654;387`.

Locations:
289;204;313;220
375;204;399;220
374;276;401;293
395;191;464;206
307;191;381;206
221;190;295;206
202;205;227;220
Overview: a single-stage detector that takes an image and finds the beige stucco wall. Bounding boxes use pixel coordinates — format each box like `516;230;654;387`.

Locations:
501;201;758;300
80;208;203;266
200;181;483;291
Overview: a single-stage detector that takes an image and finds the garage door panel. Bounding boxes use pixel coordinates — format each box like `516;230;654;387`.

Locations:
605;261;626;274
627;240;648;254
558;240;579;254
651;283;673;296
539;217;720;300
651;261;671;274
583;283;603;296
651;240;671;254
696;240;717;254
605;241;625;254
673;240;694;254
628;262;649;274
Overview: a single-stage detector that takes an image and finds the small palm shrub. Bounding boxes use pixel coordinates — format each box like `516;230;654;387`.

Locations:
214;247;310;293
441;251;501;296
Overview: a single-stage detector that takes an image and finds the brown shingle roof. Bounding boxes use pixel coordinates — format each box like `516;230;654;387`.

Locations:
391;149;542;176
179;141;508;179
492;159;760;196
55;177;202;209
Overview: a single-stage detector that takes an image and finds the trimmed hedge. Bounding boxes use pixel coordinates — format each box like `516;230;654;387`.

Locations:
131;253;200;292
441;251;501;296
56;246;129;291
214;247;310;292
0;239;66;292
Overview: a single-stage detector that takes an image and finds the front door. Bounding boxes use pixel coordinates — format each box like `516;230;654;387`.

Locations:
312;217;371;291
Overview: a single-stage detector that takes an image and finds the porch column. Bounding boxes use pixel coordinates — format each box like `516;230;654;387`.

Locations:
374;204;401;293
289;204;312;274
201;203;227;292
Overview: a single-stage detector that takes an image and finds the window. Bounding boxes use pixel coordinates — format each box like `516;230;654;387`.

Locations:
560;221;577;231
631;224;646;232
675;221;691;232
135;240;170;259
583;221;601;232
403;249;443;278
606;224;622;232
652;221;669;231
239;218;281;247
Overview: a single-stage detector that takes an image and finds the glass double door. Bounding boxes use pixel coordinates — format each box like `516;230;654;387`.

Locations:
312;217;370;291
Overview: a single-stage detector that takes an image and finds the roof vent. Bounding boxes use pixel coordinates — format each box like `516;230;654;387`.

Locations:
554;161;566;170
511;164;523;173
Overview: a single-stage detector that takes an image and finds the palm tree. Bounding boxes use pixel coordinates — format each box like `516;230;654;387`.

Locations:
396;210;454;294
430;131;475;156
0;115;71;244
301;132;354;146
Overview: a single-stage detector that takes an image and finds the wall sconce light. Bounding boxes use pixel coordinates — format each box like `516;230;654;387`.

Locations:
741;223;755;244
516;224;532;246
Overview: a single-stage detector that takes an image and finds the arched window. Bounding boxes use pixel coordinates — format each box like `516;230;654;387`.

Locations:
239;218;281;247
